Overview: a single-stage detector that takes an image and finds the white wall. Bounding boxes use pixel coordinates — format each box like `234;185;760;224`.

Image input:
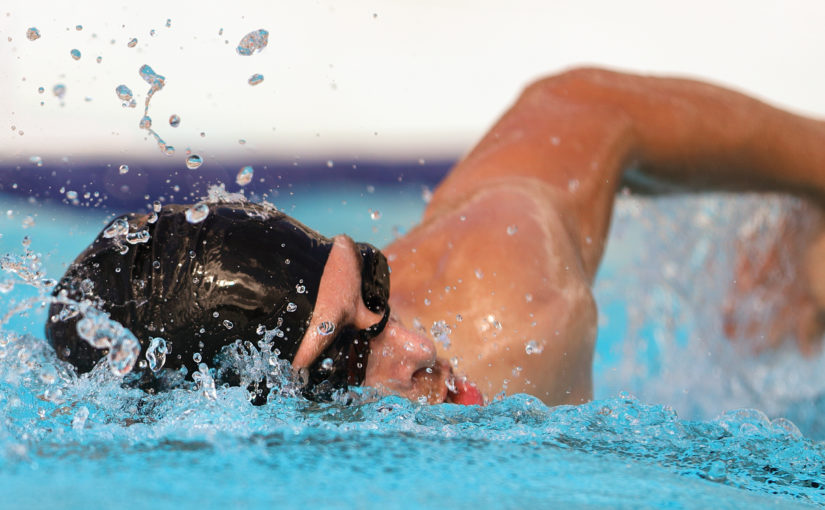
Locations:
2;0;824;162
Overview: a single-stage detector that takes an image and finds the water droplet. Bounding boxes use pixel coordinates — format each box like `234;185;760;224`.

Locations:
525;340;543;355
37;87;44;94
53;84;66;98
26;27;41;41
165;18;172;28
125;230;150;244
65;190;78;200
286;302;297;312
127;37;138;48
96;56;102;63
71;406;89;430
525;293;533;303
236;165;254;186
193;352;202;363
706;460;727;482
149;29;156;37
456;313;463;322
326;160;334;168
138;64;165;89
185;154;203;170
295;284;305;294
152;260;161;270
139;115;152;129
506;225;518;235
185;203;210;224
115;84;133;101
369;209;381;220
236;29;269;56
317;321;335;336
430;320;451;348
70;49;81;60
75;25;83;31
567;179;580;192
153;200;162;213
248;73;264;86
169;114;180;127
21;235;31;248
223;319;233;330
146;337;168;372
474;268;484;280
212;311;219;318
321;358;334;371
115;164;129;175
29;155;43;166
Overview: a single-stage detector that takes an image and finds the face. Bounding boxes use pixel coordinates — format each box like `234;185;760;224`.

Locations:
292;235;454;404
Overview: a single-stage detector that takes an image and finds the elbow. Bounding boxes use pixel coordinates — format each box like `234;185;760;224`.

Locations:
521;66;624;102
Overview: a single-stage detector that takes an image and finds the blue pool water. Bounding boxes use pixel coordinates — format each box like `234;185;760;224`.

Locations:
1;176;824;509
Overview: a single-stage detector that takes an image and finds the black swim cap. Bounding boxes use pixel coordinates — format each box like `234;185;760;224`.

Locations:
45;201;390;401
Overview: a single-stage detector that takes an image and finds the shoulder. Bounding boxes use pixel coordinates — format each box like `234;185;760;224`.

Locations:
387;176;593;321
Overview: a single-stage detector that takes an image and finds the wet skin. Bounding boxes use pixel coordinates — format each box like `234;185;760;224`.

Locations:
301;68;825;406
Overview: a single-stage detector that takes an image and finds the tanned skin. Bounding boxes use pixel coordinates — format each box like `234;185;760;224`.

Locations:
384;68;825;405
296;68;825;406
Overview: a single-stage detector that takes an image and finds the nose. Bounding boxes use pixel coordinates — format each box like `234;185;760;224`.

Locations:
363;318;438;392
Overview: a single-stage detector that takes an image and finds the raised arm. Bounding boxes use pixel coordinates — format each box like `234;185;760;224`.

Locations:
429;67;825;280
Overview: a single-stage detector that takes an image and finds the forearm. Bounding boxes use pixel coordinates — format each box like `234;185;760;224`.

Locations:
550;68;825;200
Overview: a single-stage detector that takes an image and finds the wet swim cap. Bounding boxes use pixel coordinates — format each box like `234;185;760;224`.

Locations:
46;201;390;401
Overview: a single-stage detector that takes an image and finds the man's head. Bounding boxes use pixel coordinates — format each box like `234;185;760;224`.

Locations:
46;202;391;399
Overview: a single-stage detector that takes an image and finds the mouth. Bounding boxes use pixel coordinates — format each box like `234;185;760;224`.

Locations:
410;360;484;406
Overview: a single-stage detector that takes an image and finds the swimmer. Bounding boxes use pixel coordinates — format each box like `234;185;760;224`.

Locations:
46;68;825;406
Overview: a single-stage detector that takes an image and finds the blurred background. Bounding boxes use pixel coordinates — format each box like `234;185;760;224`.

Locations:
2;0;825;166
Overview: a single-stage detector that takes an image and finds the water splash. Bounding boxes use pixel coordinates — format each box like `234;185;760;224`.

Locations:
236;29;269;56
75;309;141;376
145;337;167;372
595;193;825;437
138;64;166;90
